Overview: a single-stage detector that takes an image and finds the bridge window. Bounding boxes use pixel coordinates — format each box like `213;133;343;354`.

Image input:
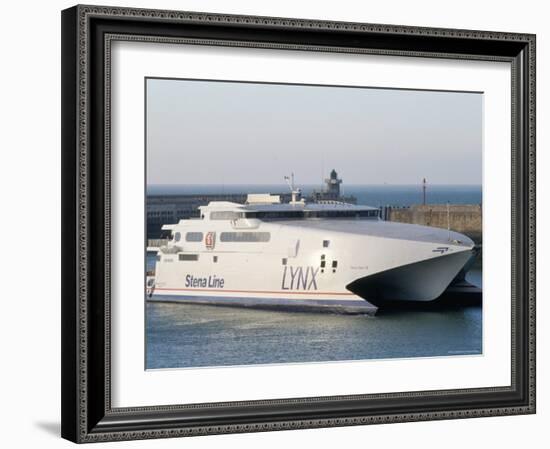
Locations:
282;258;287;265
220;232;271;242
179;254;199;261
245;210;303;219
323;240;330;248
244;210;379;220
213;256;218;263
185;232;203;242
210;211;244;220
174;232;181;242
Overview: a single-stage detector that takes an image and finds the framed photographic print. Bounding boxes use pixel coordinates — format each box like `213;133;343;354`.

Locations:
61;4;536;443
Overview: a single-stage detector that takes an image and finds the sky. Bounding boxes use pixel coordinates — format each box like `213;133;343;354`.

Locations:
146;78;482;186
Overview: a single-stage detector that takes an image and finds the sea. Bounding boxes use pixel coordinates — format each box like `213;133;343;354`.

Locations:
147;184;482;208
146;184;482;370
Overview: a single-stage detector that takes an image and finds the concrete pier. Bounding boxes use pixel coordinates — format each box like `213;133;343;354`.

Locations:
386;204;482;243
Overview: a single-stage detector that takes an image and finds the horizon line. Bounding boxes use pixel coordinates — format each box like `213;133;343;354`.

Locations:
147;182;482;187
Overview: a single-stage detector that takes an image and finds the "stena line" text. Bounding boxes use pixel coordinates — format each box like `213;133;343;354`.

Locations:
281;266;319;290
185;274;225;288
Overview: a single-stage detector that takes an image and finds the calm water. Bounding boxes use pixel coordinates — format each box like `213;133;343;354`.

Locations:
147;184;482;208
145;263;482;370
145;184;482;369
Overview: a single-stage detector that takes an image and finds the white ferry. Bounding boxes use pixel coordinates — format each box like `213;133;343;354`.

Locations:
147;184;476;314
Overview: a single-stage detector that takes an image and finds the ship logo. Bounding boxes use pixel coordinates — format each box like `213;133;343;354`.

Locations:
205;232;216;250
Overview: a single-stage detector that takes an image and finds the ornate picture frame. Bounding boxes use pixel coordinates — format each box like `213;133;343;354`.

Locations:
61;4;536;443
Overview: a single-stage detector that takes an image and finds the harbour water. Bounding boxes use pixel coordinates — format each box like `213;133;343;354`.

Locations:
147;183;482;207
146;268;481;369
145;184;482;370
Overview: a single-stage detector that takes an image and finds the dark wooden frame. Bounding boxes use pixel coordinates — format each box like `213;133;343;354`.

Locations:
61;4;536;443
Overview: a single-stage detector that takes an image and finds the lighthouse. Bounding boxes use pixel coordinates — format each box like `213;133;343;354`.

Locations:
325;169;343;199
309;169;356;204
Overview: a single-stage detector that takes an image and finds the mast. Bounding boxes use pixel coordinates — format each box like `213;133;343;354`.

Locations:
284;173;302;205
422;178;427;205
447;201;451;241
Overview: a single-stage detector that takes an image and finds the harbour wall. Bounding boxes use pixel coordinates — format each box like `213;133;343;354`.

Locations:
386;204;482;243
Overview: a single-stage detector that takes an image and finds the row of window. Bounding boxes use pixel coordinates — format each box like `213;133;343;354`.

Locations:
155;254;202;262
244;210;379;219
219;232;271;242
186;232;203;242
208;209;379;221
210;211;244;220
173;231;271;243
151;209;378;221
173;232;204;242
178;254;218;263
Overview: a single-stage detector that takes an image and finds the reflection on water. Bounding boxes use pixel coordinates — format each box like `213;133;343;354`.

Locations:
146;269;482;369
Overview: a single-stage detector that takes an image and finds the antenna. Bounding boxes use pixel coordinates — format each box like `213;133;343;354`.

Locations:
284;173;293;191
447;201;451;241
284;173;302;205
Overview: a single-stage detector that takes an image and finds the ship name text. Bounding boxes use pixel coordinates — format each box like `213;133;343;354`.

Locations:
281;266;319;291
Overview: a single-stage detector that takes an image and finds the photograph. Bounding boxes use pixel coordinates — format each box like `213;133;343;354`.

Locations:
57;3;536;444
144;78;484;369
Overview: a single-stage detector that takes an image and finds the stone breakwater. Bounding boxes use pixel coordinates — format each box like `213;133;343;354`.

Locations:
387;204;482;243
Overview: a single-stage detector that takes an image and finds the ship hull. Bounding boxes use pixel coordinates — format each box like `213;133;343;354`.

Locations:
346;250;474;307
148;294;377;315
